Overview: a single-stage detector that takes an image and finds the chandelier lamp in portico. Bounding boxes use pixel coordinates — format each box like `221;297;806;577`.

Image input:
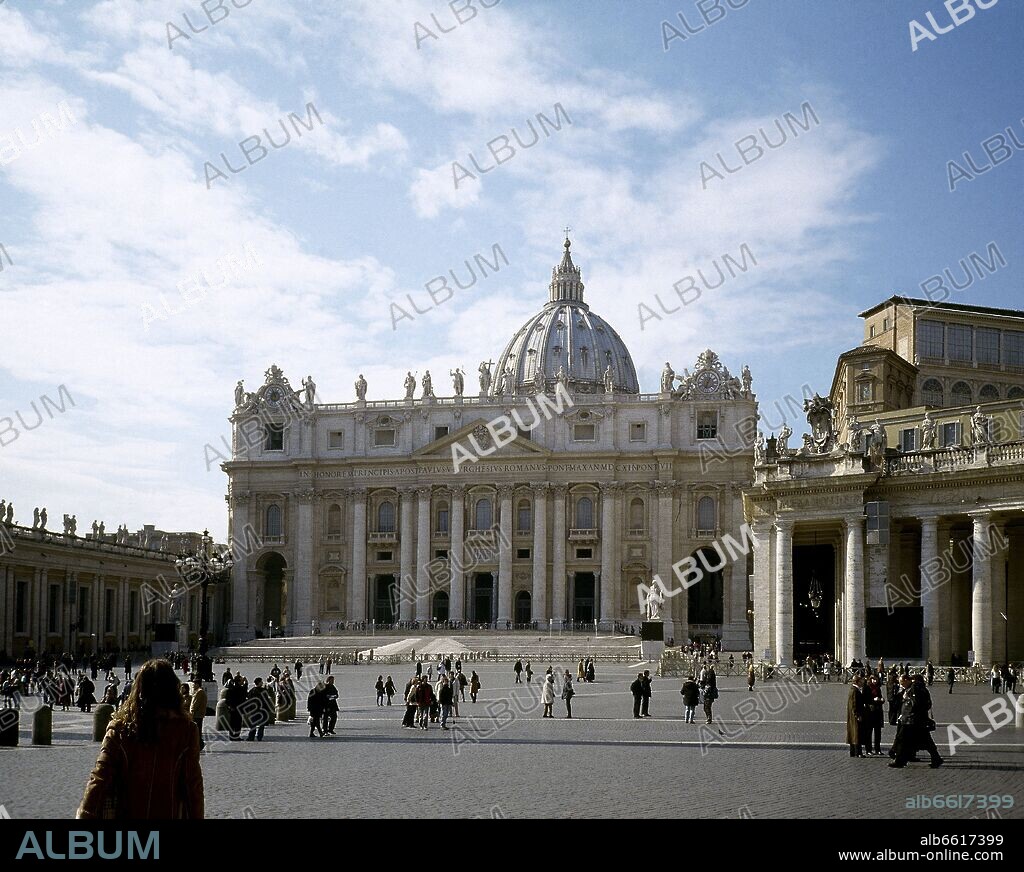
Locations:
175;529;233;673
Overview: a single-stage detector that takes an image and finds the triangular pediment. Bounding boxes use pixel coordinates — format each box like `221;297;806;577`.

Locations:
412;417;550;458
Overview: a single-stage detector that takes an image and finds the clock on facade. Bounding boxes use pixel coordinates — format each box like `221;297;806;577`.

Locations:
695;368;722;394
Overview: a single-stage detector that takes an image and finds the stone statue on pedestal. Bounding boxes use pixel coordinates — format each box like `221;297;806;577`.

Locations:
801;393;837;454
355;374;367;401
603;365;614;394
921;412;936;450
450;368;464;397
741;365;752;396
777;423;792;456
478;360;493;394
660;362;675;393
421;370;434;398
971;406;991;446
234;380;245;407
302;375;316;407
32;508;40;530
403;372;416;400
754;431;767;465
168;582;186;624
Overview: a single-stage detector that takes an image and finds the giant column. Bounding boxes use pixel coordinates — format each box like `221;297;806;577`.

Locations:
920;514;940;662
655;481;676;641
350;489;367;623
415;487;432;622
599;483;617;628
293;489;314;636
228;492;253;640
551;486;567;625
399;487;415;623
750;518;773;660
497;486;514;624
844;515;865;664
531;484;548;623
774;519;794;665
970;511;994;666
449;486;466;623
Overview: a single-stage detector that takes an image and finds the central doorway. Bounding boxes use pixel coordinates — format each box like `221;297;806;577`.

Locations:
374;575;396;624
472;573;493;623
573;572;595;623
793;544;835;660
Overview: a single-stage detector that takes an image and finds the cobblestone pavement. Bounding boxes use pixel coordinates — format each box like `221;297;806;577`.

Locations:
1;662;1021;819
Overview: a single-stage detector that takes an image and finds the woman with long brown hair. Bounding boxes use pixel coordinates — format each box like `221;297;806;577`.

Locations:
77;659;204;819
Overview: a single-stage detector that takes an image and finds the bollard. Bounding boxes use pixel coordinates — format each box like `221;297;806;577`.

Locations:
92;704;114;741
32;705;52;746
0;708;19;746
1016;694;1024;730
215;699;231;732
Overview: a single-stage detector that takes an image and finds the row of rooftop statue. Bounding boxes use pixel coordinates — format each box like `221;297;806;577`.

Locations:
0;499;181;551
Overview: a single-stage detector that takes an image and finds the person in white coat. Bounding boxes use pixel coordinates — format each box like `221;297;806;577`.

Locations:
541;673;555;718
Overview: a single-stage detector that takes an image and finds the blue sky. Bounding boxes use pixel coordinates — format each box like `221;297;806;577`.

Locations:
0;0;1020;537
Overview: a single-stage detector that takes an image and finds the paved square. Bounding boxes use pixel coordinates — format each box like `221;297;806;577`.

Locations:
1;660;1021;819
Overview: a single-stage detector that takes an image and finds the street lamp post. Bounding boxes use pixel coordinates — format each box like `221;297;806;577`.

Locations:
175;529;233;683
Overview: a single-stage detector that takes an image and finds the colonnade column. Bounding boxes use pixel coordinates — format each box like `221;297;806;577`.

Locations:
399;487;414;623
531;484;548;623
919;514;940;662
350;489;367;623
415;487;432;623
599;483;617;628
551;486;567;624
293;489;315;636
750;518;773;661
844;515;865;665
971;511;994;666
497;486;513;625
655;481;676;640
228;492;252;640
774;519;794;665
449;486;465;623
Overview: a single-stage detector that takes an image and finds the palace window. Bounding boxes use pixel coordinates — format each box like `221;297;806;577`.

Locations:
1005;332;1024;368
696;496;716;535
899;428;917;452
264;423;284;451
474;498;492;531
517;500;531;533
696;411;717;439
630;422;647;442
573;423;596;441
951;381;972;407
941;422;962;447
858;382;873;401
326;503;342;537
976;328;1000;365
979;384;1000;402
377;501;395;533
948;324;972;362
265;504;282;538
575;497;594;529
921;379;943;406
327;430;344;449
373;428;396;447
629;498;645;532
1008;386;1024;400
917;321;944;359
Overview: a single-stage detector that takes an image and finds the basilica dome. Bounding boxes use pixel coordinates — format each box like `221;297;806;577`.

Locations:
493;238;640;396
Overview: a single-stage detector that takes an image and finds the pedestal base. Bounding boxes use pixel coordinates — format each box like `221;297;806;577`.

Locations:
640;620;666;662
640;639;665;662
228;622;255;642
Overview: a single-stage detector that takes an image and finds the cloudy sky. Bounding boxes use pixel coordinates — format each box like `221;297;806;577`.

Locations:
0;0;1020;537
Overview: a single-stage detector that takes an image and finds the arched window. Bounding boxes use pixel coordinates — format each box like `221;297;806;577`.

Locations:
1008;386;1024;400
951;381;972;406
377;500;395;533
265;504;282;538
696;496;716;534
326;503;342;536
517;500;531;533
575;497;593;529
979;384;1000;402
629;498;644;532
474;498;492;530
921;379;943;407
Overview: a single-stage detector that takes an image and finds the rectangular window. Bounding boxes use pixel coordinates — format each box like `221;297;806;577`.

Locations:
437;508;449;534
376;551;393;562
104;589;114;634
899;428;917;452
858;382;873;401
575;548;593;560
976;328;1000;365
917;320;944;359
869;325;875;338
129;590;139;632
517;426;532;440
264;423;284;451
328;430;344;449
1005;331;1024;368
573;423;596;442
948;324;972;362
373;429;396;447
434;426;449;441
435;549;448;560
15;581;28;633
941;422;962;447
516;548;531;559
630;422;647;442
48;585;59;633
696;411;717;439
517;505;531;532
883;317;890;331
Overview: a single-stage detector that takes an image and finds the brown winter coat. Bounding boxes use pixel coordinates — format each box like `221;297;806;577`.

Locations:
845;685;864;745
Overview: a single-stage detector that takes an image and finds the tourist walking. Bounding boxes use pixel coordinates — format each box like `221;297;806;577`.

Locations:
245;678;273;742
456;670;467;702
307;682;326;738
630;673;643;719
846;674;865;757
946;667;955;694
402;678;418;728
890;675;942;768
562;671;574;718
680;674;699;723
76;674;96;713
577;659;585;682
541;673;555;718
990;665;1001;693
375;675;385;706
514;659;523;684
322;676;339;735
470;671;481;703
77;660;203;819
747;662;756;691
189;676;207;749
384;675;396;705
295;660;304;680
226;675;247;741
586;660;595;683
525;661;533;683
416;676;434;730
439;677;454;730
926;660;934;686
699;675;717;724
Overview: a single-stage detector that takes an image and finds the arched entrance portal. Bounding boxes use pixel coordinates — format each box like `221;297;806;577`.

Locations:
573;572;595;623
472;573;493;623
257;552;287;635
432;591;449;622
688;548;724;643
793;544;835;660
514;591;531;625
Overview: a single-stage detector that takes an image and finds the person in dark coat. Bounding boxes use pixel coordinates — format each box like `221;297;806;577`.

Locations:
846;674;865;757
384;675;396;705
630;673;643;718
679;675;699;723
76;674;96;713
946;667;955;694
513;660;523;683
321;676;339;735
307;682;326;738
586;660;595;683
863;674;885;755
294;660;303;680
640;670;653;717
890;675;942;768
225;676;247;741
402;678;418;728
244;678;272;742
